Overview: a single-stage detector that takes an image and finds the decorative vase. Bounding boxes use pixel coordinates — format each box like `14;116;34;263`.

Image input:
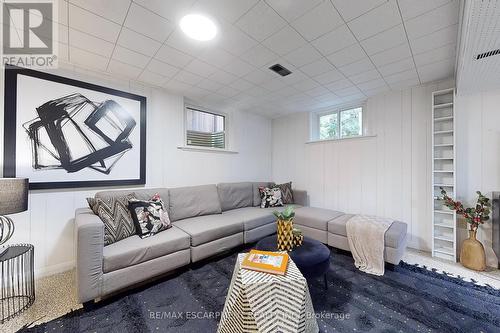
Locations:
292;228;303;248
277;219;294;251
460;229;487;271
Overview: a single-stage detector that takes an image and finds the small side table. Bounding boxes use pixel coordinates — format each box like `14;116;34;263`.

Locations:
0;244;35;323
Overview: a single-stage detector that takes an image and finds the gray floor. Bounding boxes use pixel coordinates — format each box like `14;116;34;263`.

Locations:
2;248;499;333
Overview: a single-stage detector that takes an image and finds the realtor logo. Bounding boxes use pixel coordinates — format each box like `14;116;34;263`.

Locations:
2;0;58;68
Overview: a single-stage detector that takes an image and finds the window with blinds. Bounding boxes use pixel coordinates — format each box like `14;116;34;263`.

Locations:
185;106;226;149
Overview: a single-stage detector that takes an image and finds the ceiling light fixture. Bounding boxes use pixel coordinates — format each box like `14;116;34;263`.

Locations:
180;14;217;41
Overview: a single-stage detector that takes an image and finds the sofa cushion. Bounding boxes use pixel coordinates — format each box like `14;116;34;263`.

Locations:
294;207;345;231
253;182;274;206
169;184;222;221
102;225;190;273
217;182;253;211
328;216;407;248
275;182;294;204
173;214;244;246
223;207;277;230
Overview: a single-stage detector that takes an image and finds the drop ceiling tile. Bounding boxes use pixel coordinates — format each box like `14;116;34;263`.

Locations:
69;46;108;71
117;28;162;57
335;85;362;97
196;78;224;92
388;77;420;90
283;44;323;68
338;57;375;76
326;44;366;67
247;85;271;97
348;69;381;83
68;29;114;57
262;25;306;56
185;86;212;99
299;58;335;77
377;57;414;76
417;57;454;83
147;59;180;78
243;69;276;85
410;24;458;54
290;1;344;41
370;42;412;67
219;24;259;56
165;30;208;57
348;0;401;40
138;70;168;86
69;0;130;24
198;48;236;69
112;45;150;67
398;0;451;21
217;85;241;98
224;57;255;77
235;1;287;41
265;0;323;22
275;85;300;98
184;59;218;77
230;78;255;91
69;4;121;42
405;1;459;40
108;59;142;78
133;0;196;22
315;92;339;103
193;0;259;23
124;3;174;42
313;69;344;85
383;67;418;83
155;44;193;67
174;70;205;85
311;25;357;56
279;70;308;85
363;85;390;96
162;79;193;94
304;85;330;97
360;24;407;55
240;44;278;67
260;77;288;91
324;78;353;91
332;0;387;21
208;70;239;85
292;79;320;91
356;77;387;90
414;43;455;67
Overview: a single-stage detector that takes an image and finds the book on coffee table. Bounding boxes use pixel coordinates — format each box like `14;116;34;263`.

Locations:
241;249;289;275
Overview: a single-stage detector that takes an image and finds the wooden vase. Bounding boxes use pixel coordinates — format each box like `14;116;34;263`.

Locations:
277;219;294;251
460;229;487;271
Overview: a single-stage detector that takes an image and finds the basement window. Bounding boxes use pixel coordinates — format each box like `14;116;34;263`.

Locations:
185;106;226;149
317;107;363;140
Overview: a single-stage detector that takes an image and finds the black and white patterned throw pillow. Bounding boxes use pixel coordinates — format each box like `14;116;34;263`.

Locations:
275;182;294;204
259;186;284;208
128;194;171;238
87;193;137;246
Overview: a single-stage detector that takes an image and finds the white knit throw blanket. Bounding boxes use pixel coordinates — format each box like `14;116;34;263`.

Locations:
346;215;394;276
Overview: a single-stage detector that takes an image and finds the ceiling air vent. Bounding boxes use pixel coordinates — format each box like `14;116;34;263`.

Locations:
475;49;500;60
269;64;292;76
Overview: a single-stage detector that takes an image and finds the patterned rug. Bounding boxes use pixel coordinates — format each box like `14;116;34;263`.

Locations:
19;247;500;333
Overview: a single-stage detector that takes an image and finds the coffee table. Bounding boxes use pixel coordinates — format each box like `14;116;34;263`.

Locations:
256;235;331;289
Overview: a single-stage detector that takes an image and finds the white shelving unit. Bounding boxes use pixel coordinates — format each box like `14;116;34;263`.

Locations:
431;88;457;262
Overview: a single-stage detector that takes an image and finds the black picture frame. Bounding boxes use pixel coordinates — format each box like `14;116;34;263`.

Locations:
3;65;147;190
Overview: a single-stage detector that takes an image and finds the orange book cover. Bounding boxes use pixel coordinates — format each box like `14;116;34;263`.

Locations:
241;249;289;275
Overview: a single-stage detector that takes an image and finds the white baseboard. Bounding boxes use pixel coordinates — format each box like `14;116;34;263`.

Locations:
35;261;75;279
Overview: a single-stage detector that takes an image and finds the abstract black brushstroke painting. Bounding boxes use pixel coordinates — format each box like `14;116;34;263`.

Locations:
3;65;146;190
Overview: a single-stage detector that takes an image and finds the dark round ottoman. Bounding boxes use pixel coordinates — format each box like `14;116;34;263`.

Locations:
255;235;331;288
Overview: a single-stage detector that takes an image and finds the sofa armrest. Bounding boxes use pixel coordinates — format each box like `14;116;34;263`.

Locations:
75;208;104;303
293;189;308;206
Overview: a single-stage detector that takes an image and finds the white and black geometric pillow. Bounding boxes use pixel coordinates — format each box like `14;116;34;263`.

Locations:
275;182;294;204
87;193;136;246
128;194;171;238
259;187;284;208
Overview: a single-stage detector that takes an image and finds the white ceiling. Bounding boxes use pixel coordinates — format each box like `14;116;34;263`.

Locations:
9;0;460;117
456;0;500;94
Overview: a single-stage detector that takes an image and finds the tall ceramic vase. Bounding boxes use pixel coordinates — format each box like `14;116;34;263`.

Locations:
277;219;294;251
460;229;486;271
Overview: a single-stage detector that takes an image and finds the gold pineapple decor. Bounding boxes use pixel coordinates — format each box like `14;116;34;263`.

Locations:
273;206;298;251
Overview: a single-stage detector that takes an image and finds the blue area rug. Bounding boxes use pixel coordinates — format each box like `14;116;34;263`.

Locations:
19;247;500;333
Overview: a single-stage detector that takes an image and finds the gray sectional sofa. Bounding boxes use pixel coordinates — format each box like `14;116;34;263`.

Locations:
75;182;407;304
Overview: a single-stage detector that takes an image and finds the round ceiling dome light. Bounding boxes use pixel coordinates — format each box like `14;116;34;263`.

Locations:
180;14;217;41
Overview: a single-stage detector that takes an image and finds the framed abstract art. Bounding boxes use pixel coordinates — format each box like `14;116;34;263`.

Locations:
3;65;146;189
